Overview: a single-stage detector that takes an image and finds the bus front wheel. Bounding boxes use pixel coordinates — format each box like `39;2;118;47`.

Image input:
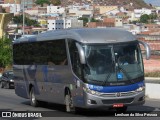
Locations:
30;87;39;107
65;93;74;112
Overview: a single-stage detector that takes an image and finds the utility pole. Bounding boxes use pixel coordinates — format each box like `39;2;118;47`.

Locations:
22;0;25;36
64;0;67;29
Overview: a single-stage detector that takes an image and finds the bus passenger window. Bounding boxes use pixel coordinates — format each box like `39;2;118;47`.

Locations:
68;40;83;79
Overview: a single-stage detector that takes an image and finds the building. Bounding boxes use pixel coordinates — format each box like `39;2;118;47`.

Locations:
88;22;111;28
0;0;4;4
20;0;35;9
48;19;64;30
0;5;2;12
95;6;119;15
3;0;35;9
38;19;47;27
69;8;93;18
0;4;21;15
25;6;47;16
47;6;65;14
47;19;83;31
4;0;20;4
65;19;83;29
134;8;156;18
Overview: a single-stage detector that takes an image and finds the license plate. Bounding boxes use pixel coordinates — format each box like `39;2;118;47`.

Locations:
113;103;124;108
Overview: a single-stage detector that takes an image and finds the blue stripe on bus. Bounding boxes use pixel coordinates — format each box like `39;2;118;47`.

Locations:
88;81;144;93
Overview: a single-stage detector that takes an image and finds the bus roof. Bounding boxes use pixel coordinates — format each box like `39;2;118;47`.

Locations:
13;28;137;44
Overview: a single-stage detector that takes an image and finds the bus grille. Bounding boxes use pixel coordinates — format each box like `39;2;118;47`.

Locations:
121;91;137;96
102;98;134;104
100;91;137;97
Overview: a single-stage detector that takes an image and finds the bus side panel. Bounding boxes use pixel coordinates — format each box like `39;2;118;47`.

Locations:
46;66;73;104
14;65;29;99
23;65;48;101
72;76;86;108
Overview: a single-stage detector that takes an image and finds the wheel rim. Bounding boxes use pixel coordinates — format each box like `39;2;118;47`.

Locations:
65;95;70;112
65;94;74;112
31;91;35;104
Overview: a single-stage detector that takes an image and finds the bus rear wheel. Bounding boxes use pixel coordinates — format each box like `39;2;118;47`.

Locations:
65;93;74;112
30;87;39;107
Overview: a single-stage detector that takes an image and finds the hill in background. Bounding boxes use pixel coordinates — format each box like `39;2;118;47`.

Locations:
62;0;151;9
144;0;160;7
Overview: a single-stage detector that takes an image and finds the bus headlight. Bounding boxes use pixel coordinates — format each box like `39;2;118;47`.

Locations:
83;87;100;95
136;86;145;92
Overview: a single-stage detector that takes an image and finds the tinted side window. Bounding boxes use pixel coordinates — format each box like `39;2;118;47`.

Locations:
68;40;82;79
46;40;68;65
13;40;68;65
13;43;27;65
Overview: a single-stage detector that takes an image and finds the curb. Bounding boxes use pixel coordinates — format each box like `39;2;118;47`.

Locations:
144;77;160;99
145;77;160;84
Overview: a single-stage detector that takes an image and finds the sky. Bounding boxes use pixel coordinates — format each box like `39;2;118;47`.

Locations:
144;0;160;7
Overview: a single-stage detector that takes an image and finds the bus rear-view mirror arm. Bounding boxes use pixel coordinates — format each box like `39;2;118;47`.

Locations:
138;40;151;60
76;43;86;64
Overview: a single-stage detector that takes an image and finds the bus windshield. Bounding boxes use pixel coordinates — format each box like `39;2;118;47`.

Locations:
83;41;144;86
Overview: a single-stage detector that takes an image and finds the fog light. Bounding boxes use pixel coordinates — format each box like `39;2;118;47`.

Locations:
87;100;91;104
87;99;97;104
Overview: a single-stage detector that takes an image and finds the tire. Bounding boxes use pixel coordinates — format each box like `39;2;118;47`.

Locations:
65;93;74;112
116;106;128;113
30;87;39;107
5;82;10;89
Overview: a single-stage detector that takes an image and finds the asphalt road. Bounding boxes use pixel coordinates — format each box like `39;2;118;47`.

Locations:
0;88;160;120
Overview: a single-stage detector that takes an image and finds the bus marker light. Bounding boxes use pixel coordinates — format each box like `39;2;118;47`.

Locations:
113;103;124;108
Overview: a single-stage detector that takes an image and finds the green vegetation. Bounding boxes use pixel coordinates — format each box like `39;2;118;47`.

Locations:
78;17;99;26
145;71;160;77
13;15;40;27
50;0;61;5
35;0;50;7
78;17;88;26
140;14;158;23
140;14;150;23
35;0;61;6
0;37;12;69
90;18;100;22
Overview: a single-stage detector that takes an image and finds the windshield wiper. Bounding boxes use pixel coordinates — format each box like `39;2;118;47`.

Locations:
102;72;112;86
91;79;104;83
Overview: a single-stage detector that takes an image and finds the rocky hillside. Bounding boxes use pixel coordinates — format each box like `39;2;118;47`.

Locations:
61;0;151;9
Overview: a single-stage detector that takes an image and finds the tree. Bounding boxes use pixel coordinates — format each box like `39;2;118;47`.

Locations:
78;17;88;26
140;14;158;23
50;0;61;5
149;13;157;23
35;0;50;7
0;37;12;69
90;18;100;22
140;14;150;23
13;15;40;27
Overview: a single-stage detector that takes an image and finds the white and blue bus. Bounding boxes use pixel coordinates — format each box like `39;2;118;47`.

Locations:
13;28;150;112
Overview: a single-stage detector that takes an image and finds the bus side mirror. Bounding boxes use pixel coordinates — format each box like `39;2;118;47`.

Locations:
76;43;86;64
138;40;151;60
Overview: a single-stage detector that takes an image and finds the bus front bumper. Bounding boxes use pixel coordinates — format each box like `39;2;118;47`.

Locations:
81;91;145;109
